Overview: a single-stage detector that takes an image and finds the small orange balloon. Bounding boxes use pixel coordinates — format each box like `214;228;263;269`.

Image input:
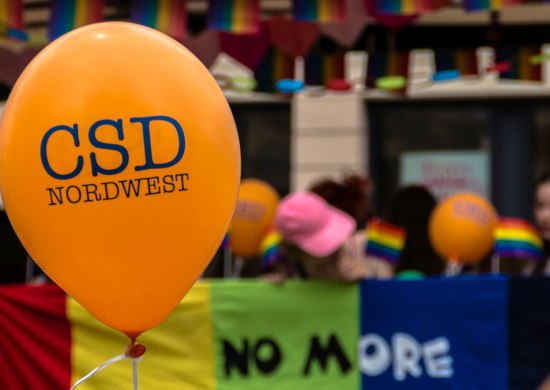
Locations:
230;179;280;257
0;22;240;338
429;193;498;265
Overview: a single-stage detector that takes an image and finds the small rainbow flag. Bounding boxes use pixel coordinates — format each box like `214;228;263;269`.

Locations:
131;0;187;40
293;0;346;23
364;219;406;265
374;0;448;15
304;52;345;86
260;226;283;268
207;0;260;34
49;0;104;40
497;46;542;82
463;0;520;12
366;51;410;88
254;47;295;92
220;231;231;250
0;0;25;40
494;218;545;261
434;48;478;76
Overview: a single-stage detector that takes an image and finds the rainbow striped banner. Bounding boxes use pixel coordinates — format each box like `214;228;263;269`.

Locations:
365;219;406;265
259;226;283;268
254;47;295;92
293;0;346;23
498;46;543;82
374;0;447;15
463;0;520;11
434;48;478;76
304;52;345;86
131;0;187;40
494;218;545;261
49;0;104;40
208;0;260;34
0;0;24;40
366;51;410;88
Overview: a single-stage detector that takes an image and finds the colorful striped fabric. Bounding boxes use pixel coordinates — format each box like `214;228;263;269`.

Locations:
463;0;520;11
434;48;478;76
220;231;231;250
374;0;448;15
494;218;545;261
304;52;345;86
254;47;295;92
207;0;260;34
365;219;406;265
131;0;187;40
498;46;543;82
366;51;410;88
260;226;283;268
0;0;25;40
293;0;346;23
49;0;104;40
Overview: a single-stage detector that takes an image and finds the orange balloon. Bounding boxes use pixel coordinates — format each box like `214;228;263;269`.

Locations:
0;22;240;338
429;193;498;265
230;179;280;257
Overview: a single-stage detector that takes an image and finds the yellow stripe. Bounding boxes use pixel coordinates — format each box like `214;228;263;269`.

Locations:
491;0;503;10
402;0;414;14
318;0;329;22
495;230;543;247
260;232;282;252
0;1;6;26
232;0;245;33
68;282;216;389
74;0;86;27
157;0;170;33
368;231;405;249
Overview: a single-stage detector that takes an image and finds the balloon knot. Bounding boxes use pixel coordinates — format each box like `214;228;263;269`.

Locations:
126;339;146;359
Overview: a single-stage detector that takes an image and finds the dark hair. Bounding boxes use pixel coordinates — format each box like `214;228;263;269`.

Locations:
309;174;373;229
536;171;550;190
385;185;445;275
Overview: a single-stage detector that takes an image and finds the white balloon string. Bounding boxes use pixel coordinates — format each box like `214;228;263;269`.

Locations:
132;358;140;390
70;353;127;389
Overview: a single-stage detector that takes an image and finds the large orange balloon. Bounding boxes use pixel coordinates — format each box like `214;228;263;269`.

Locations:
0;22;240;338
429;193;498;265
230;179;280;257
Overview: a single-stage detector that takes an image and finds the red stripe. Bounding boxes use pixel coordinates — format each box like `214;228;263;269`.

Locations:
0;284;71;389
372;220;406;238
497;218;540;236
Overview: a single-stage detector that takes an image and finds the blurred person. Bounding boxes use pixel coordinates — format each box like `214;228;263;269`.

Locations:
531;171;550;275
309;174;373;230
385;185;445;276
262;191;392;282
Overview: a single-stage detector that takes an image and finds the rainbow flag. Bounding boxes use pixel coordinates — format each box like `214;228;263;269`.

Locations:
49;0;104;40
304;52;345;86
366;51;410;88
293;0;346;23
207;0;260;34
365;219;406;265
0;0;25;40
260;226;283;268
374;0;448;15
497;46;543;82
254;47;295;92
463;0;520;11
434;48;478;76
494;218;545;261
131;0;187;40
220;231;231;250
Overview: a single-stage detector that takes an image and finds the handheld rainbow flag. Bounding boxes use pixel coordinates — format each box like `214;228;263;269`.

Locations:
364;219;406;265
494;218;545;261
304;52;345;86
207;0;260;34
260;226;282;269
131;0;187;40
49;0;104;41
463;0;520;12
293;0;346;23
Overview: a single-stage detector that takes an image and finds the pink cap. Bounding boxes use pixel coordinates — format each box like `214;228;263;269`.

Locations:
275;192;356;257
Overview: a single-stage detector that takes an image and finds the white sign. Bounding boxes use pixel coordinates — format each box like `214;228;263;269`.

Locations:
400;151;489;200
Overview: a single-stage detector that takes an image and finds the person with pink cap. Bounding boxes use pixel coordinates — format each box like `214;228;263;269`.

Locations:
264;191;393;281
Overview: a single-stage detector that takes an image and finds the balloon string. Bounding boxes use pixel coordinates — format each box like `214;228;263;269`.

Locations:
70;354;127;389
133;358;139;390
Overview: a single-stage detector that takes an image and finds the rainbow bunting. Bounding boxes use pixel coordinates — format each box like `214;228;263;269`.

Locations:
131;0;186;40
304;52;345;86
374;0;448;15
49;0;104;40
366;51;410;88
0;0;24;40
293;0;346;23
365;219;406;265
494;218;545;261
463;0;520;12
207;0;260;34
434;48;478;76
260;226;283;268
254;47;296;92
497;46;543;82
